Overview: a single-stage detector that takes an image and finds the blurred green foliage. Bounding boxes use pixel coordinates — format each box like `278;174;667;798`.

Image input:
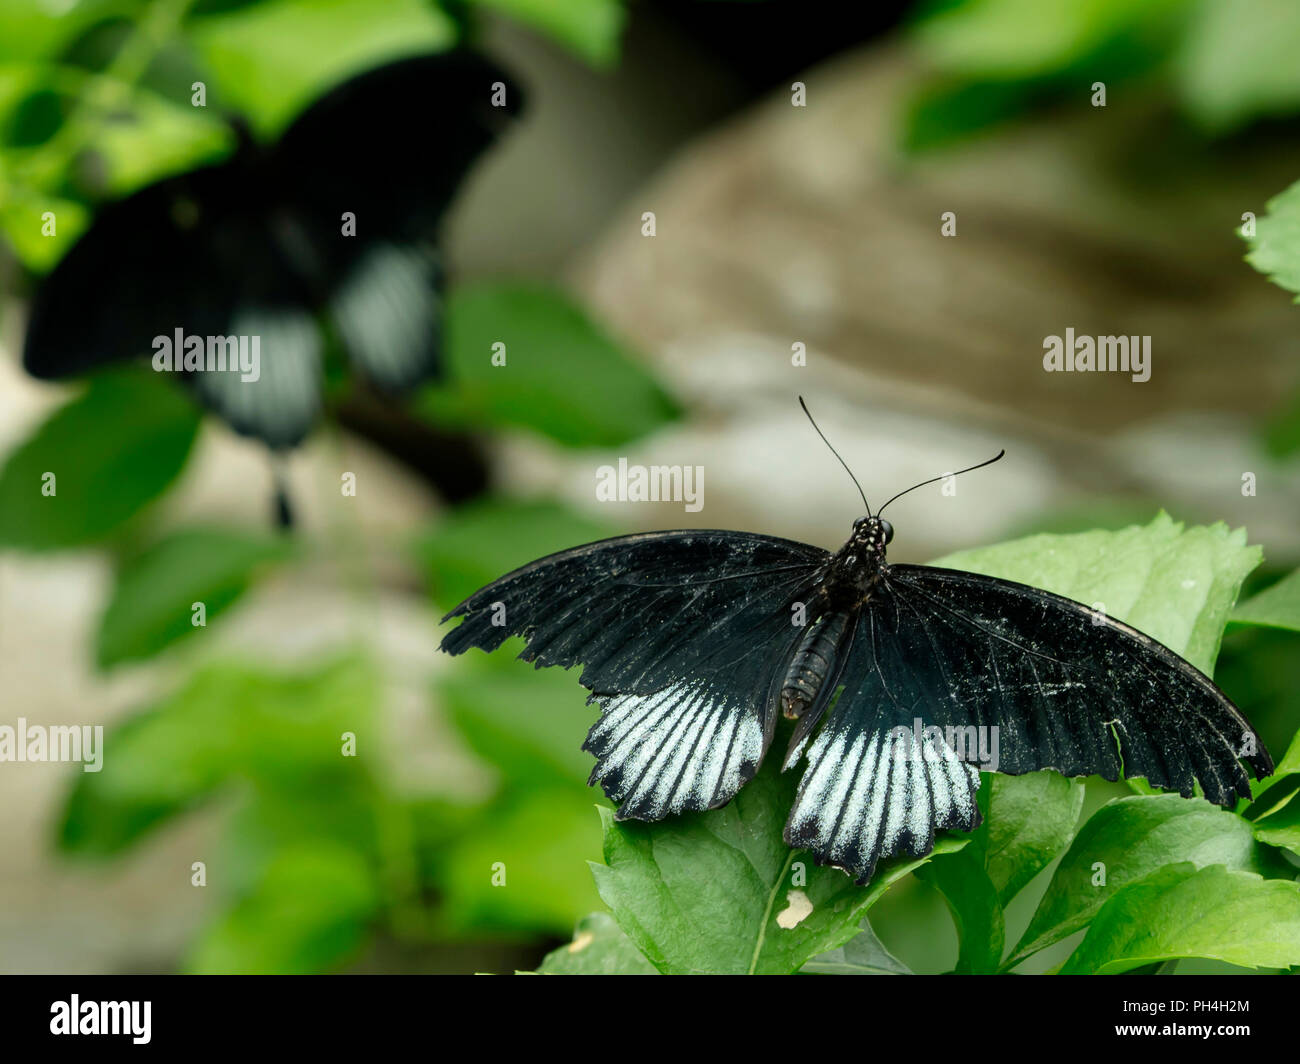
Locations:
0;367;200;549
0;0;669;975
0;0;629;266
418;283;681;448
1242;178;1300;457
905;0;1300;149
96;526;294;667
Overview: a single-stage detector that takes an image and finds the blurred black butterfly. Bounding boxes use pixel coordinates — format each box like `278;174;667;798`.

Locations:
440;400;1273;885
23;50;519;451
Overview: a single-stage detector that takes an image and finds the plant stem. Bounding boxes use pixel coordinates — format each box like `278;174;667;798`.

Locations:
749;849;798;974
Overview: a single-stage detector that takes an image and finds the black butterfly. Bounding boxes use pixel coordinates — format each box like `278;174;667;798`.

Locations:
22;51;519;450
439;401;1273;884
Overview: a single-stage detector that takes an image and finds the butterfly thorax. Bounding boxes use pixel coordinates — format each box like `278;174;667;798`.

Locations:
821;516;890;605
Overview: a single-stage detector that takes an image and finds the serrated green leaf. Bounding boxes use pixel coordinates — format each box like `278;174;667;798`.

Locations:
800;918;912;975
184;841;378;974
97;527;293;668
1011;794;1276;965
930;512;1260;675
536;911;657;974
1232;568;1300;632
419;282;680;448
1060;863;1300;974
590;755;966;975
0;369;201;550
1243;178;1300;301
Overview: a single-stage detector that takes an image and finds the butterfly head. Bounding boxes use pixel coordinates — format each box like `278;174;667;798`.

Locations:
851;515;893;556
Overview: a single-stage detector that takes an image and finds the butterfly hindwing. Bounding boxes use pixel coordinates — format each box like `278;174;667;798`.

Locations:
271;51;519;258
441;530;829;817
783;613;983;884
271;51;519;395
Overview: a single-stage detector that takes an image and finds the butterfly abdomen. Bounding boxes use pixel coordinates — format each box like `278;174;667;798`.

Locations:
780;610;850;720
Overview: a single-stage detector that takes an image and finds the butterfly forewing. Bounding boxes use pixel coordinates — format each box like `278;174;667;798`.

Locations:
883;566;1271;800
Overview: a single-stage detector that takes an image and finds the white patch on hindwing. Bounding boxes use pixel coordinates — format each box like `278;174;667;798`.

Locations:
788;719;980;876
586;680;763;817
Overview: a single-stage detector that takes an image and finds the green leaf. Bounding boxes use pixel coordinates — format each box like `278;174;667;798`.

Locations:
58;656;378;856
0;189;90;271
917;770;1084;973
982;771;1085;905
188;0;456;137
437;790;604;934
1276;728;1300;778
800;918;912;975
1252;798;1300;853
464;0;626;68
218;780;387;897
416;497;622;612
901;77;1045;152
912;0;1188;79
1249;743;1300;852
1011;794;1276;965
590;754;966;975
1243;178;1300;301
0;369;201;550
930;512;1260;675
77;77;233;198
1246;770;1300;820
536;911;658;974
1231;568;1300;633
419;282;680;448
1060;864;1300;974
96;527;294;668
0;62;231;268
0;1;144;63
916;843;1005;973
1262;383;1300;458
57;701;228;857
184;841;379;974
1177;0;1300;132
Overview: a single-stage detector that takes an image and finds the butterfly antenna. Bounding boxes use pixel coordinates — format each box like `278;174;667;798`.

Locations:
876;449;1006;516
798;396;871;516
